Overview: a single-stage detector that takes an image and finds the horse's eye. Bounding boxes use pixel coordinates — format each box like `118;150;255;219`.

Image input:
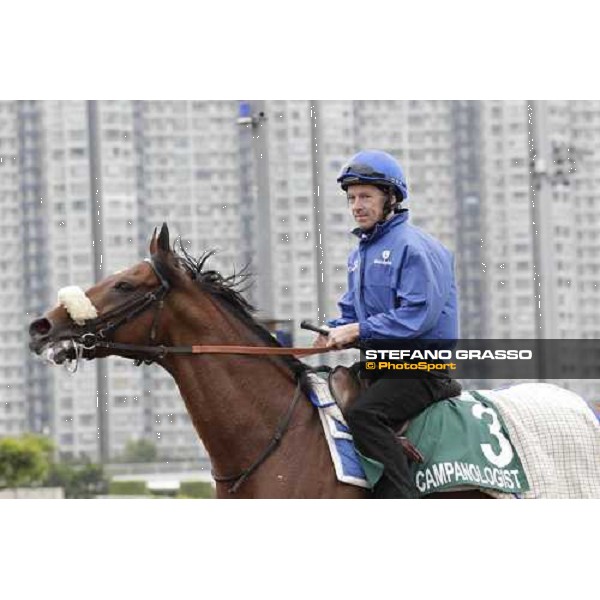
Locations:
114;281;135;292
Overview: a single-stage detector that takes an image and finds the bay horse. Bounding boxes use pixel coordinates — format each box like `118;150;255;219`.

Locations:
28;223;488;498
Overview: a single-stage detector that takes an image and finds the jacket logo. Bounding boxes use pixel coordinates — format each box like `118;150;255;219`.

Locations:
374;250;392;266
348;260;359;273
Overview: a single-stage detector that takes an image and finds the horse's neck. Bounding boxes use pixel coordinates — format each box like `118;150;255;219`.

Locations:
161;299;308;483
168;354;303;475
157;293;365;498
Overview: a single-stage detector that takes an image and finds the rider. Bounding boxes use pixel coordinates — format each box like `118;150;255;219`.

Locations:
314;149;462;498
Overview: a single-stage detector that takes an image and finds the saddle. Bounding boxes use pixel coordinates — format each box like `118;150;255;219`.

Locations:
327;365;424;464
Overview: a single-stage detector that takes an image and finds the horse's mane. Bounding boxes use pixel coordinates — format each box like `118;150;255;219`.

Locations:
171;241;310;381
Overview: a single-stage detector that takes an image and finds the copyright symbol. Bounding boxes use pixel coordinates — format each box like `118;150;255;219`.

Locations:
366;362;376;370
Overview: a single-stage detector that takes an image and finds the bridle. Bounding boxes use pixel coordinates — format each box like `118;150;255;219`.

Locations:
73;258;172;365
76;257;328;363
68;256;333;494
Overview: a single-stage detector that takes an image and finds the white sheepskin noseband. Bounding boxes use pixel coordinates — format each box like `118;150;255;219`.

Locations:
57;286;99;325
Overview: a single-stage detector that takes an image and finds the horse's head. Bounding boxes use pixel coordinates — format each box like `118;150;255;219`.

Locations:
28;223;182;367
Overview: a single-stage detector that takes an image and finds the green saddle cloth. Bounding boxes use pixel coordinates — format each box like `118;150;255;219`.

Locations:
357;390;530;496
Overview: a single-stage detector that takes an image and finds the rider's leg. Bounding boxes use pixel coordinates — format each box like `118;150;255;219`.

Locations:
346;372;462;498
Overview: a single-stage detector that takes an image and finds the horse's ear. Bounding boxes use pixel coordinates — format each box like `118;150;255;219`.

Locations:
149;227;158;255
157;222;170;253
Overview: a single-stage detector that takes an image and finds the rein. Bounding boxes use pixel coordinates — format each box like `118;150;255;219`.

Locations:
91;340;333;359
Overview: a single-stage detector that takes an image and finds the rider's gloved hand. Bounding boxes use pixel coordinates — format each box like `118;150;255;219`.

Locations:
326;323;360;349
312;333;329;348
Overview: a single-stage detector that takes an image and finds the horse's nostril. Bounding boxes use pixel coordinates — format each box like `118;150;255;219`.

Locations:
29;318;52;337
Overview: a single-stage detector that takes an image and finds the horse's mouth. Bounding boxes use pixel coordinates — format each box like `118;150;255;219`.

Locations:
30;338;88;367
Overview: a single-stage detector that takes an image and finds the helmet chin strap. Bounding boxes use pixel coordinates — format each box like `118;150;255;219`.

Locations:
379;191;399;222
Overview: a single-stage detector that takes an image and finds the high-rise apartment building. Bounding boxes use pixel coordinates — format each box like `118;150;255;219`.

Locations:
1;100;598;463
0;101;28;438
134;100;243;460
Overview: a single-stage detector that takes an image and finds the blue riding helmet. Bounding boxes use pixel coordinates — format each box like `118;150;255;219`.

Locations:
337;150;408;201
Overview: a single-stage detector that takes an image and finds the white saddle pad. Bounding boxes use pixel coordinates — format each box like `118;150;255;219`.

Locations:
483;383;600;498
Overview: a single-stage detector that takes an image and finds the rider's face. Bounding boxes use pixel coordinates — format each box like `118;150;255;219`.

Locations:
346;184;390;230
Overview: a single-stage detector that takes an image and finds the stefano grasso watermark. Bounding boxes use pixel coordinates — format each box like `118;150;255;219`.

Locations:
359;340;600;379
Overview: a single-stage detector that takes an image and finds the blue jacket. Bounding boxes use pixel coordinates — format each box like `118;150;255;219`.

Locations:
327;211;459;343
